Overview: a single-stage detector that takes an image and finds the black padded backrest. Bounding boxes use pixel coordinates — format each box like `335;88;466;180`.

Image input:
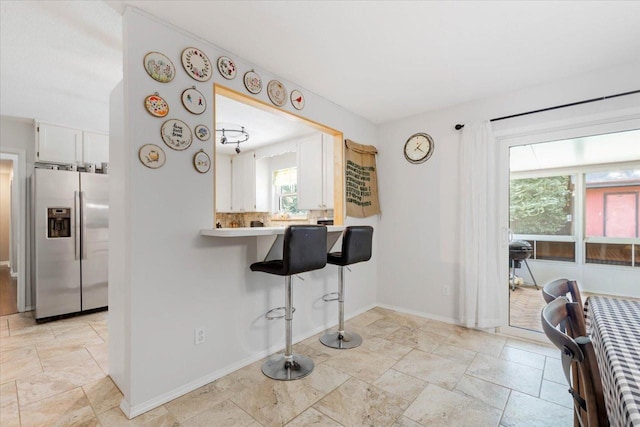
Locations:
329;226;374;266
283;225;327;275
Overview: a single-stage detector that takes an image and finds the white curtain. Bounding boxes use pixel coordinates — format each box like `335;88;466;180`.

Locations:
459;121;504;328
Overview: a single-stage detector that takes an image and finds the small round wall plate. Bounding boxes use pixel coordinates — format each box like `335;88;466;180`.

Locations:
161;119;192;151
139;144;166;169
181;87;206;115
144;93;169;117
193;150;211;173
243;70;263;94
143;52;175;83
267;80;287;107
217;56;237;80
181;47;212;82
290;89;305;110
194;124;210;141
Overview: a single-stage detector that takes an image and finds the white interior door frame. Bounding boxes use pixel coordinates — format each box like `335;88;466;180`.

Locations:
0;148;26;312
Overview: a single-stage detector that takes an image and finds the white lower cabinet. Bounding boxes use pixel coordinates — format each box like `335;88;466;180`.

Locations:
297;134;334;210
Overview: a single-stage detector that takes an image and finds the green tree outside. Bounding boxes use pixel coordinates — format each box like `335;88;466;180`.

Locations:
510;176;573;235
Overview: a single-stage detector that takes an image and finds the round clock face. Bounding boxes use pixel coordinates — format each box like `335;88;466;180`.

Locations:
404;133;434;164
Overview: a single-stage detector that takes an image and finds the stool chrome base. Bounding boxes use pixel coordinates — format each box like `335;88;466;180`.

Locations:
261;353;314;381
320;331;363;349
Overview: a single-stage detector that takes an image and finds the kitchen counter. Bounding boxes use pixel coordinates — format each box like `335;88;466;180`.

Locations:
201;226;345;261
200;225;345;237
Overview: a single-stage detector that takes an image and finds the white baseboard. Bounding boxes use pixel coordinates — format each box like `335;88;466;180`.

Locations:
121;302;377;420
10;271;18;278
376;302;461;326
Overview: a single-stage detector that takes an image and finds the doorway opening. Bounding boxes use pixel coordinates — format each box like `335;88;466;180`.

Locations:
506;129;640;336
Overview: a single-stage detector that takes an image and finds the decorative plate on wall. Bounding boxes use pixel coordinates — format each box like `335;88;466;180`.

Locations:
161;119;192;151
290;89;305;110
139;144;166;169
181;47;212;82
243;70;263;94
267;80;287;107
193;150;211;173
194;124;210;141
217;56;237;80
144;93;169;117
181;87;206;115
143;52;175;83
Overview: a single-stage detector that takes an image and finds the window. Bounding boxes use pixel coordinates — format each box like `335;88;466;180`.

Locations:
273;167;305;216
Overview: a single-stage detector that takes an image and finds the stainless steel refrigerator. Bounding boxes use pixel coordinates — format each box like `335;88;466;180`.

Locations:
33;168;108;321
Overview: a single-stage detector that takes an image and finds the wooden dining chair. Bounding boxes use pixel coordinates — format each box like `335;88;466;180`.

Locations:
541;297;609;427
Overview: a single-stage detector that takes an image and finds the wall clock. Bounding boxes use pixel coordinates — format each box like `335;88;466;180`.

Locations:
404;132;434;164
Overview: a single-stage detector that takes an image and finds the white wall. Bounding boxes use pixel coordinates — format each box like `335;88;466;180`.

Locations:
376;62;640;324
0;171;11;262
112;8;378;417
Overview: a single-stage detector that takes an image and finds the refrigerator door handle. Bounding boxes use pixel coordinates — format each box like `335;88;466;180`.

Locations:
74;190;81;260
80;191;87;260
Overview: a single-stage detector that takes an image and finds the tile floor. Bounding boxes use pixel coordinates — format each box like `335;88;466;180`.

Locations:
0;307;573;426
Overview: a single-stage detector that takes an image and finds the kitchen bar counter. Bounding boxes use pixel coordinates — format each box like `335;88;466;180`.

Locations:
200;225;345;237
201;226;346;261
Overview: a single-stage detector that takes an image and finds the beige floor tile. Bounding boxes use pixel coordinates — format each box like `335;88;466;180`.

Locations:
181;399;260;427
87;342;109;375
164;382;228;421
539;379;572;409
504;338;559;359
466;354;542;397
1;382;20;426
431;343;477;365
292;342;334;365
542;356;566;385
372;369;427;402
444;328;506;357
98;404;177;427
299;362;350;394
35;332;104;360
48;321;93;337
0;318;8;333
90;320;109;341
352;319;401;339
392;415;423;427
0;344;37;364
499;345;546;370
314;377;408;427
285;407;342;426
0;328;56;352
16;372;79;406
346;310;385;327
19;387;98;427
323;347;396;383
83;376;123;415
41;349;104;387
0;354;42;384
453;374;511;410
216;361;324;426
359;336;413;360
403;383;502;427
393;349;468;390
378;311;431;330
501;390;572;427
420;319;465;338
7;313;37;332
386;327;445;353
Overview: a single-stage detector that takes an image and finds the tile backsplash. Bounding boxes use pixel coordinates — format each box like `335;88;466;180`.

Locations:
216;210;333;228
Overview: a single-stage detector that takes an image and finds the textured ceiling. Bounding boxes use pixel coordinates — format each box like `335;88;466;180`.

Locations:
1;1;640;133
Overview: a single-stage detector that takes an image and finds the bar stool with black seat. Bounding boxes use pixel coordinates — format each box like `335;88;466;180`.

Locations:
320;225;373;349
250;225;327;380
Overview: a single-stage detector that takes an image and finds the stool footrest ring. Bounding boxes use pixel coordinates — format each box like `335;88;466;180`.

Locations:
322;292;340;302
265;306;295;320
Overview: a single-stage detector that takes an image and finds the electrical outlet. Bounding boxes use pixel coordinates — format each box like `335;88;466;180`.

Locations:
194;327;205;345
443;286;450;296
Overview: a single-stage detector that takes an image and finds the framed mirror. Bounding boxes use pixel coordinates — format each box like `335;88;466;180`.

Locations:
213;84;344;227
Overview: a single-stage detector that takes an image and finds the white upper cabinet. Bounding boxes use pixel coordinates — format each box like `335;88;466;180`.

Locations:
231;151;258;212
216;154;232;212
82;131;109;165
36;122;109;165
36;122;82;164
298;134;334;210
